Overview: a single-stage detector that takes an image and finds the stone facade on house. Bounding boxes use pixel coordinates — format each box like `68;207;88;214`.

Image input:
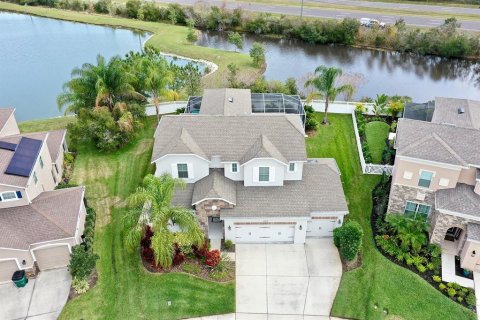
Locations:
387;184;436;214
194;199;234;232
430;211;472;249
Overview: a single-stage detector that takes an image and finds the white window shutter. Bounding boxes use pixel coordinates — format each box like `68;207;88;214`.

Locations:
270;166;275;182
253;167;259;182
187;163;194;179
171;163;178;178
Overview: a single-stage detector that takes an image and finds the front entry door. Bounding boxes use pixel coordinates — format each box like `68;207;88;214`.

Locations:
445;227;462;242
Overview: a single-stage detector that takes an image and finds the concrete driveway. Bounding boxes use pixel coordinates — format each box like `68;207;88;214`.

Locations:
236;238;342;319
0;268;71;320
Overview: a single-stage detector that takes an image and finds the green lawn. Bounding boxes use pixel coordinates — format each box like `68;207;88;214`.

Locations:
306;113;475;320
0;2;261;89
18;116;76;133
365;121;390;164
19;117;234;320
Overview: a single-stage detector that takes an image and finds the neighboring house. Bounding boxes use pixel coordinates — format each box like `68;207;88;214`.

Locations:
152;89;348;246
388;97;480;271
0;108;86;283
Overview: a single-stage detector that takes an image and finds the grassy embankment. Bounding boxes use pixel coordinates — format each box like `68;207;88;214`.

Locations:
0;1;262;88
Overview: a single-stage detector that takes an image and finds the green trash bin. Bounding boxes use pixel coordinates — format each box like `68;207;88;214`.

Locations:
12;270;28;288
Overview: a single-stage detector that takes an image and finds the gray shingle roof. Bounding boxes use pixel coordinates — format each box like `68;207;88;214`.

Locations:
199;88;252;116
395;118;480;167
432;97;480;130
0;132;47;188
0;187;84;249
44;129;66;162
467;223;480;242
240;134;287;165
171;183;194;208
220;159;348;218
192;170;236;205
0;108;15;134
153;114;306;163
436;184;480;217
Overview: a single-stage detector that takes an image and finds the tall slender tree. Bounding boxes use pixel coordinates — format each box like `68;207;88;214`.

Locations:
124;174;204;269
305;65;354;125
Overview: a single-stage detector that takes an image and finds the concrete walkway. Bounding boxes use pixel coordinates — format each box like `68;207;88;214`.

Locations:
235;239;342;319
0;268;71;320
185;314;348;319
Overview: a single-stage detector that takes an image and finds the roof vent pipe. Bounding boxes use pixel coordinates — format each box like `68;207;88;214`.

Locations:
228;97;233;103
458;107;465;114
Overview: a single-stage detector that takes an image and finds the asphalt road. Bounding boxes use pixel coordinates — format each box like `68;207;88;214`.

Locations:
156;0;480;31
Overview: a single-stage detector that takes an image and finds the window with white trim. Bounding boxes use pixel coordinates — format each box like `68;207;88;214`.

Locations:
39;156;44;169
231;163;238;173
0;191;22;202
177;163;188;179
259;167;269;182
289;162;296;172
33;171;38;185
404;201;431;219
418;170;434;188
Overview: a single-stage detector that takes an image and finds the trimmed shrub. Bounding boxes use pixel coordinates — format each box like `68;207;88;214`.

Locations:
439;283;447;291
447;288;457;298
333;221;363;261
432;275;442;283
466;292;476;307
68;245;99;280
223;239;233;251
72;277;89;294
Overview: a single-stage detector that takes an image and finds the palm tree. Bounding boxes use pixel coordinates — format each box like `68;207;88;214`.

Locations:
373;93;389;116
386;214;429;253
58;55;144;114
143;58;178;122
305;65;354;125
124;174;204;269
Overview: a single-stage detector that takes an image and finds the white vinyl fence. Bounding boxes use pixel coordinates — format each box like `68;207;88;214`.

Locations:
147;99;393;175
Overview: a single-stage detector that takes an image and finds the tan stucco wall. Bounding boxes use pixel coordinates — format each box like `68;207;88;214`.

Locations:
458;167;477;186
0;185;28;208
52;151;65;184
0;248;33;269
460;241;480;271
392;158;461;191
25;142;56;201
0;113;20;138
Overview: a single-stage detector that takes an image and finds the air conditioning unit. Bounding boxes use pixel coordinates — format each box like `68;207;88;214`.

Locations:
416;192;426;201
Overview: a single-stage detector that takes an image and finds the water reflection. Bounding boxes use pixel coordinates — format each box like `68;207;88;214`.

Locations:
197;31;480;101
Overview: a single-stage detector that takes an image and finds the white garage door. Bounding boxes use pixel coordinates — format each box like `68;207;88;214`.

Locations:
0;259;19;283
307;217;338;237
235;224;295;243
33;245;71;271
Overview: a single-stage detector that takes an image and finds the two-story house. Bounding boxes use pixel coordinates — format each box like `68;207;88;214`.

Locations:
152;89;348;246
0;108;86;283
388;97;480;272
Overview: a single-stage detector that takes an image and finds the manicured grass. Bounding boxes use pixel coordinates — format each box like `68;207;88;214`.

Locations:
306;113;475;320
18;116;76;133
0;2;262;88
365;121;390;164
55;117;234;320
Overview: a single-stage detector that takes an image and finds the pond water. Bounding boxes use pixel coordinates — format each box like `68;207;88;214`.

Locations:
197;31;480;102
0;12;201;121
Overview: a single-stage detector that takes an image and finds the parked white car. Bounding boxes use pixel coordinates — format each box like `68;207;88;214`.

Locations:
360;18;386;28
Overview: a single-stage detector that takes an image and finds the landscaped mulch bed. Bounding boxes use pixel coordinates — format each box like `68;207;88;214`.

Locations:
68;269;98;301
141;255;235;283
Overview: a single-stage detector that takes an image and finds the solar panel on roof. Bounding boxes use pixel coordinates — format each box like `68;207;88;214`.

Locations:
5;137;42;177
0;141;17;151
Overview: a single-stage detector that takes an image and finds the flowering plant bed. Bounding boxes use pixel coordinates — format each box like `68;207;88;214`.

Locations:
140;227;234;282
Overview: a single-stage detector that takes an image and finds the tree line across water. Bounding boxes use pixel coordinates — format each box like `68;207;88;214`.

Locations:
6;0;480;59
